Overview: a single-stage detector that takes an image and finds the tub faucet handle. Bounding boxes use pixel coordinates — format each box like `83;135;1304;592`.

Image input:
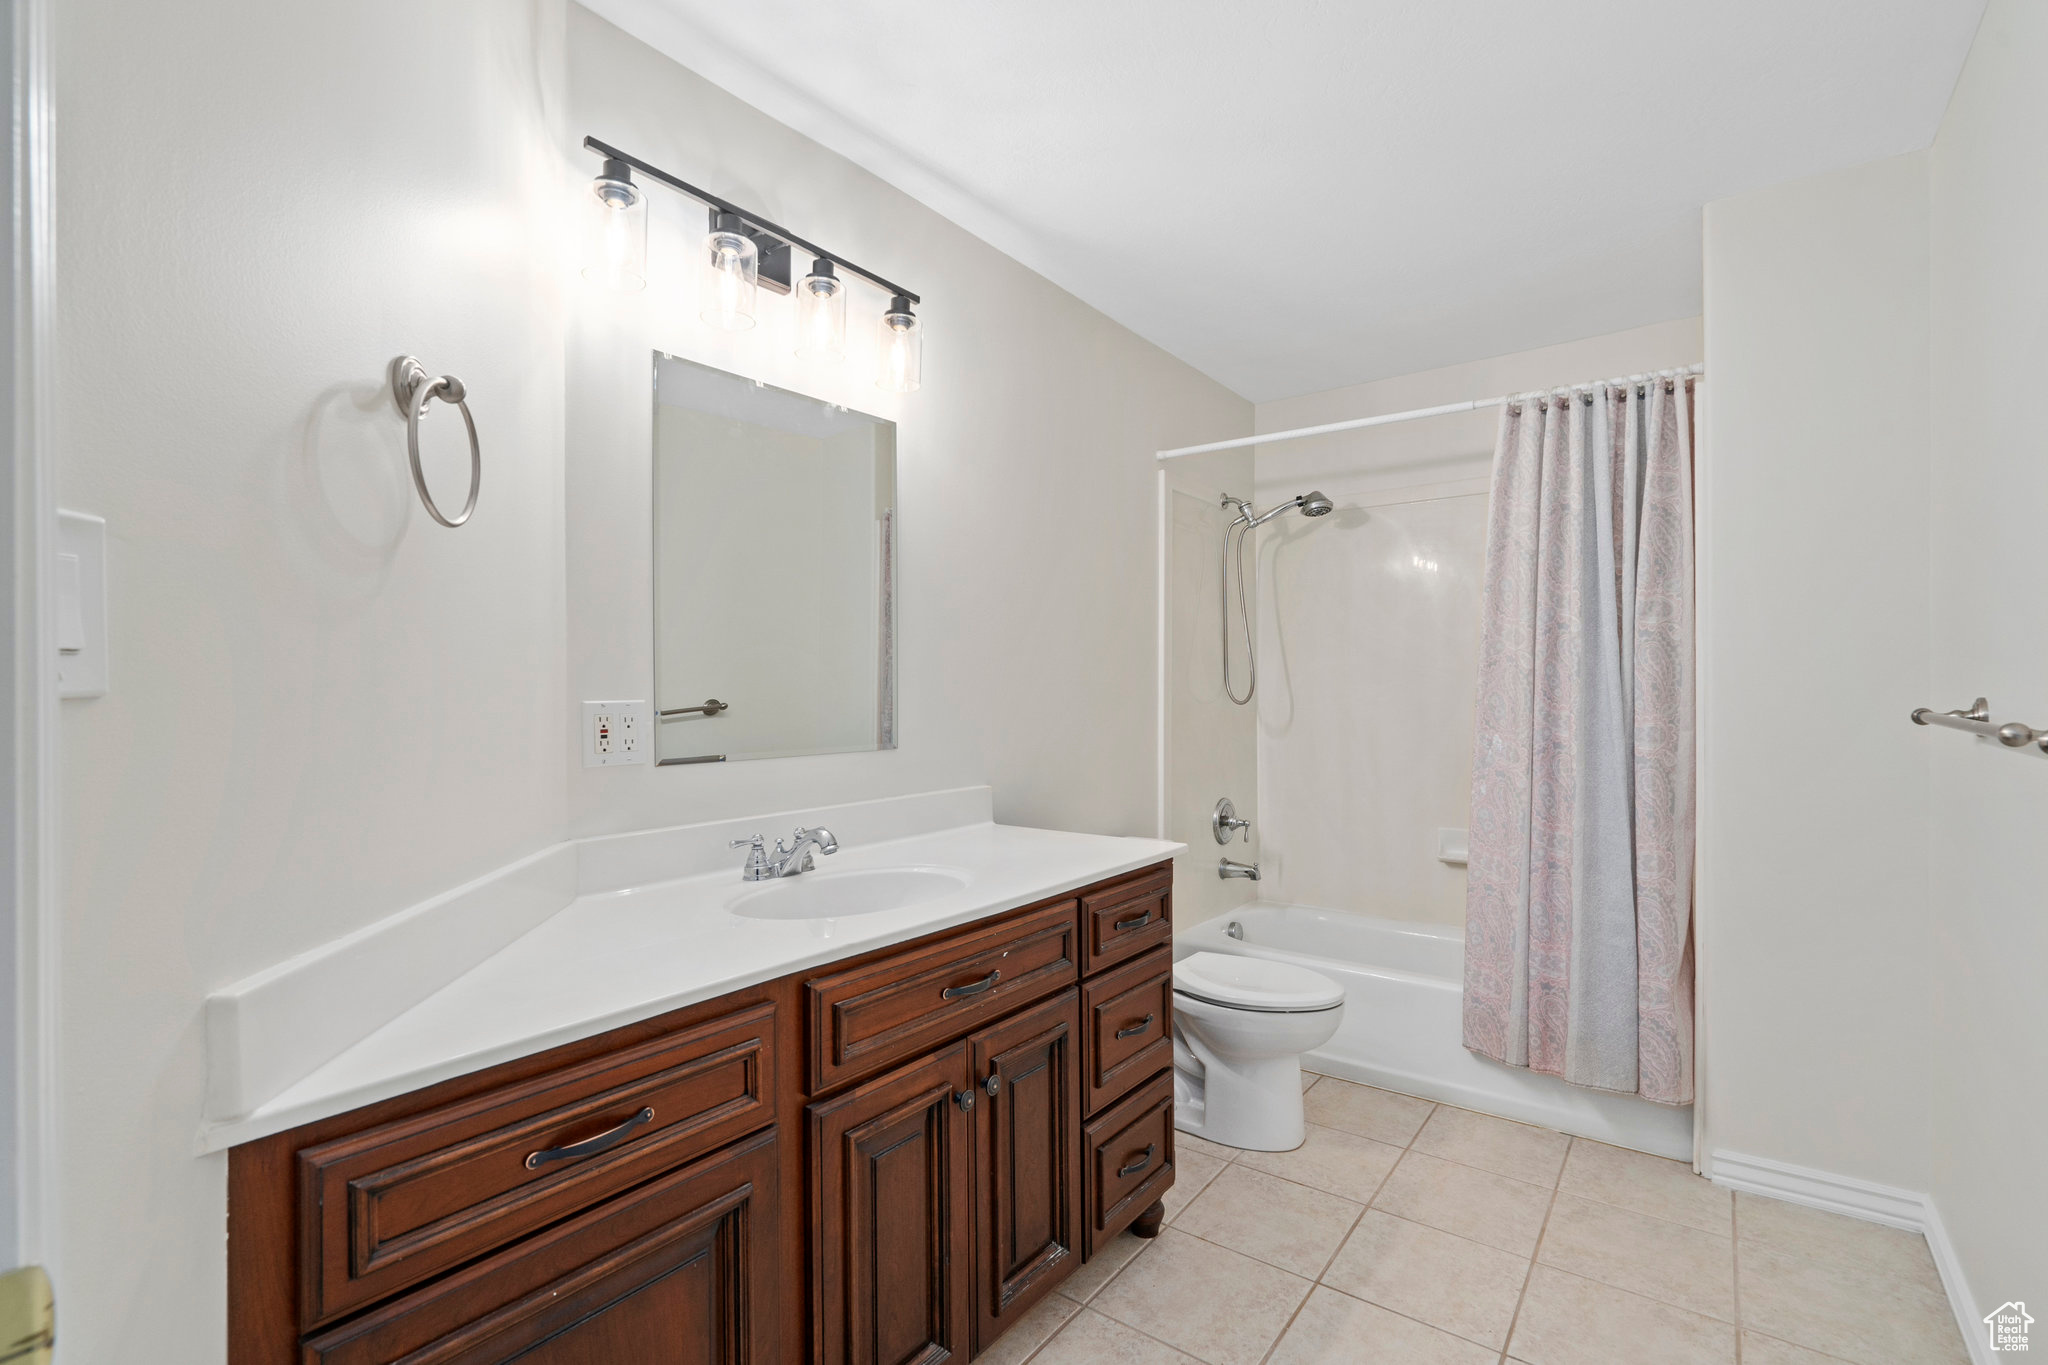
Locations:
1212;797;1250;844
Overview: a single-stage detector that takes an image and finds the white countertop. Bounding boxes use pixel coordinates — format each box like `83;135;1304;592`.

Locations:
202;814;1179;1151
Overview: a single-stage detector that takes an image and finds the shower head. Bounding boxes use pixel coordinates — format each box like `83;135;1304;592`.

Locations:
1245;491;1335;528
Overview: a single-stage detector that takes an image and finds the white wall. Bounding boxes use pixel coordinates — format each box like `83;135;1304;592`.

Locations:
1249;320;1701;925
1698;154;1933;1192
43;3;1245;1358
51;4;572;1357
1925;0;2048;1316
563;6;1248;843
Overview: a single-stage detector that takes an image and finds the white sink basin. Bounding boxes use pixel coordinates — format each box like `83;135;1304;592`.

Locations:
728;867;969;921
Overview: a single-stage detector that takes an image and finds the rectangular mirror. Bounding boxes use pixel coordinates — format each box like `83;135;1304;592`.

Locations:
652;353;896;764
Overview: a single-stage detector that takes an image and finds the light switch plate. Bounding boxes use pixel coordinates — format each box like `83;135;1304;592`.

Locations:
55;510;108;699
582;700;651;767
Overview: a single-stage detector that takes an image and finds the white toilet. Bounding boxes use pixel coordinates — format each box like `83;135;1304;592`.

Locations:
1172;951;1346;1151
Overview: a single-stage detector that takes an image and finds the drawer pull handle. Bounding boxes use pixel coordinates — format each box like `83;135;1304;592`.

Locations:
1115;1014;1156;1040
1118;1144;1156;1179
942;969;1001;1000
1112;910;1153;932
524;1107;655;1171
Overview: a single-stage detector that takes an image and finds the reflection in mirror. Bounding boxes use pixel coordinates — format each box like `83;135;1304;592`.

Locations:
653;353;896;764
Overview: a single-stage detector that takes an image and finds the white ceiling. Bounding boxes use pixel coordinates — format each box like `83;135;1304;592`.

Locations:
586;0;1985;403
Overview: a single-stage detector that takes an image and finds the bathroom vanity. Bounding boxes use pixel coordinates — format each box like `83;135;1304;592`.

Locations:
222;851;1177;1365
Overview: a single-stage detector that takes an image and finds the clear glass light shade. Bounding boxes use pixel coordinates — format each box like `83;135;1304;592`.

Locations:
795;267;847;360
701;222;759;331
581;174;646;292
876;301;921;393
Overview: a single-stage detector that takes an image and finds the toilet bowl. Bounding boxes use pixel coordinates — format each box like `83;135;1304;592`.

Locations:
1172;951;1345;1151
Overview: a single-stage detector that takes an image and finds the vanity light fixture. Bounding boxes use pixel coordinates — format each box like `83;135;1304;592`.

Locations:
579;136;923;386
581;158;647;291
702;212;760;331
795;258;847;361
877;296;921;393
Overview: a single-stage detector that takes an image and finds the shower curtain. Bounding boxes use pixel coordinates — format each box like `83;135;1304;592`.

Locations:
1462;376;1695;1105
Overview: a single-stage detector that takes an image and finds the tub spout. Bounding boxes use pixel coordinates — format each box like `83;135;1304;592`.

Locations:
1219;858;1261;881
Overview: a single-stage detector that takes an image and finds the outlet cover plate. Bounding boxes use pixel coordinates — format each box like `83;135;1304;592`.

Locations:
583;700;651;767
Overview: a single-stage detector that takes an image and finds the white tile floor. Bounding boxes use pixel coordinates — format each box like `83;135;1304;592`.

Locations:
986;1074;1968;1365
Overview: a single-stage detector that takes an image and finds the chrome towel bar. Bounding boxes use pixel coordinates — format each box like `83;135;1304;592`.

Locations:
659;699;729;719
1910;697;2048;752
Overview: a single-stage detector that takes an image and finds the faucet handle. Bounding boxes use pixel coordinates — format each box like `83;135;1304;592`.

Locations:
731;834;771;880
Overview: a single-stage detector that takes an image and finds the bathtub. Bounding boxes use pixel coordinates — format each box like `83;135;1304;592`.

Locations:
1177;904;1693;1161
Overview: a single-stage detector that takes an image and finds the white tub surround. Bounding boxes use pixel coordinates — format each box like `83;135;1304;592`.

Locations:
1178;904;1694;1160
202;787;1181;1152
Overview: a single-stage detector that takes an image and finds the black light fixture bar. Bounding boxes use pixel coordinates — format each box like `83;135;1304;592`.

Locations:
582;135;921;306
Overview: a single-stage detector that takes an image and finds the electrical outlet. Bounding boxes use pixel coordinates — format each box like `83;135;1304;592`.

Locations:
582;700;651;767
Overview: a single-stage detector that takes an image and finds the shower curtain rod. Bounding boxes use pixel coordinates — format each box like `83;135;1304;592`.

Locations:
1154;363;1704;461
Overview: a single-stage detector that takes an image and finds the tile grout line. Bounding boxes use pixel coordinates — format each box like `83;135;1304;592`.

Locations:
1207;1155;1384;1207
1494;1135;1570;1364
1050;1084;1713;1365
1232;1077;1434;1365
1062;1079;1332;1363
1243;1080;1430;1365
1309;1280;1519;1359
1289;1090;1559;1358
1034;1248;1216;1365
1247;1202;1369;1365
1052;1299;1212;1365
1005;1294;1084;1365
1344;1203;1539;1267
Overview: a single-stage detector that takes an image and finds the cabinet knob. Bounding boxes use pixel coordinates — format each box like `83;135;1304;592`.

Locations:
955;1089;976;1113
984;1073;1002;1098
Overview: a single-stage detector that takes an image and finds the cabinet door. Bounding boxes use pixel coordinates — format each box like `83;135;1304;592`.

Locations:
810;1044;974;1365
969;989;1082;1351
302;1130;780;1365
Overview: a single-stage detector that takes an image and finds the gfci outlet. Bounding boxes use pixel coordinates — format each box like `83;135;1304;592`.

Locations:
582;700;652;767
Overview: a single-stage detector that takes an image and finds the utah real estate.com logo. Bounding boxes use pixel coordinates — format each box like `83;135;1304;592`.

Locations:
1985;1301;2032;1353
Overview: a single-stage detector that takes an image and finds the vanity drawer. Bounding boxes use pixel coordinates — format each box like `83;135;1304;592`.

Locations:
297;1000;778;1329
1081;871;1179;978
1080;865;1172;975
1082;1070;1176;1256
302;1129;781;1365
1081;947;1174;1116
806;898;1080;1093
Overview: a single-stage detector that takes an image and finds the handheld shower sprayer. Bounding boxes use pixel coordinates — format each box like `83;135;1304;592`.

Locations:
1220;491;1332;705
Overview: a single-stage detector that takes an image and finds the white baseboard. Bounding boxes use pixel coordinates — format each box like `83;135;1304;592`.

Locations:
1709;1149;1990;1364
1924;1199;1996;1365
1708;1148;1927;1230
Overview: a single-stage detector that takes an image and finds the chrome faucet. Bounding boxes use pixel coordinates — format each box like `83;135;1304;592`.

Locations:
732;826;840;881
1218;858;1261;881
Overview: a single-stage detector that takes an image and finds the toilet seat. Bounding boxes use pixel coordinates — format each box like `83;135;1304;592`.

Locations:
1173;951;1344;1014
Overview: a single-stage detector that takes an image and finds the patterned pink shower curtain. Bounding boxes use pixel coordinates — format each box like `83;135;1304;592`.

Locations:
1462;377;1695;1105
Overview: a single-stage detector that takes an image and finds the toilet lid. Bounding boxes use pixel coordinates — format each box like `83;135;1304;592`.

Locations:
1173;952;1345;1013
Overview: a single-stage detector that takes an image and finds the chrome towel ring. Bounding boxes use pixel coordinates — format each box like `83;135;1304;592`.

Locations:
389;355;481;528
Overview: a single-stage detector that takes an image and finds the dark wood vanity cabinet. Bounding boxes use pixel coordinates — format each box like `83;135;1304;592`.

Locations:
228;861;1174;1365
968;989;1083;1351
